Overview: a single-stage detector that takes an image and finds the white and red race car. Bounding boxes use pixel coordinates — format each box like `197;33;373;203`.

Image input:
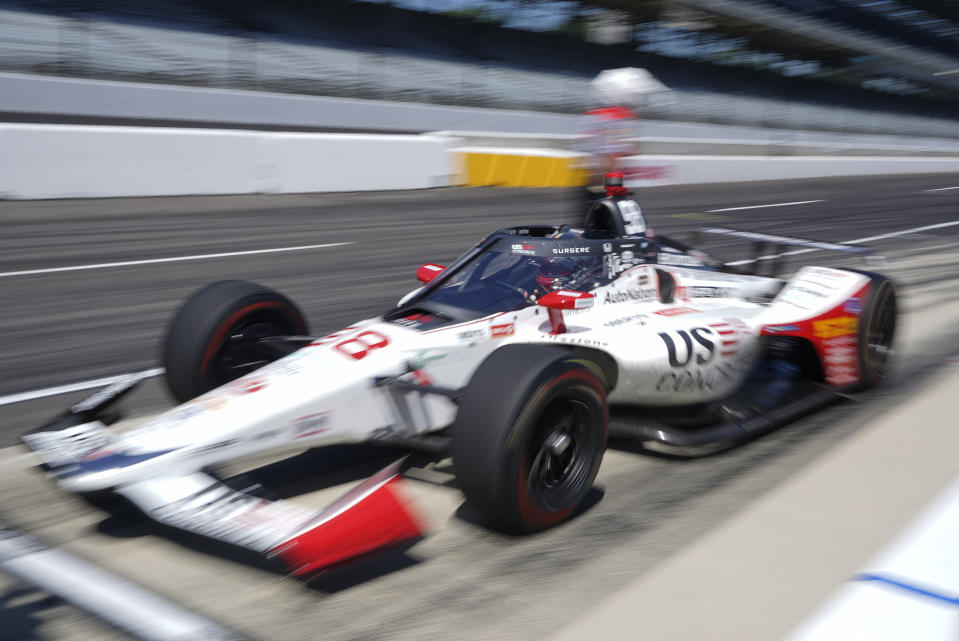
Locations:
22;188;896;576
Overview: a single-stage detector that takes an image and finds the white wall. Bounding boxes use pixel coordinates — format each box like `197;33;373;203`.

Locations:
619;155;959;188
0;124;455;199
3;124;959;200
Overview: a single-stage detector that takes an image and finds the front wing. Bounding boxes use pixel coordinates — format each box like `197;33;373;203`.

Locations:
21;378;425;577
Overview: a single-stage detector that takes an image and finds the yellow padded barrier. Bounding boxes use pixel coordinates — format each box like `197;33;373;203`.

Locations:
458;151;589;187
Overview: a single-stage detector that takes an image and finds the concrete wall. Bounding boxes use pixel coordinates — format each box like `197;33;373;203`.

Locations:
0;72;577;135
619;155;959;188
0;124;455;199
3;123;958;200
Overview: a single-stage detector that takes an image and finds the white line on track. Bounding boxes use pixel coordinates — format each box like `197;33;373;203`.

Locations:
0;242;354;278
706;200;825;213
725;220;959;266
0;368;164;407
921;186;959;192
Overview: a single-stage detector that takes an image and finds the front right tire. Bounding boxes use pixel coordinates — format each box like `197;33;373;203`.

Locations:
452;345;609;533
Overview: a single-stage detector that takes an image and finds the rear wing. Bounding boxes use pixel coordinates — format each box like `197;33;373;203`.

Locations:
695;227;883;276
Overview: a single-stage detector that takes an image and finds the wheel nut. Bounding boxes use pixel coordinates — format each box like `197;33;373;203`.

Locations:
547;432;571;456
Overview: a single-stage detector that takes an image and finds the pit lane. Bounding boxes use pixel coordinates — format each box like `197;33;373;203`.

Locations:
1;173;959;640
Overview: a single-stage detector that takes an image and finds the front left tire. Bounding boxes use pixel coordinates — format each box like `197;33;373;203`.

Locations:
162;280;309;404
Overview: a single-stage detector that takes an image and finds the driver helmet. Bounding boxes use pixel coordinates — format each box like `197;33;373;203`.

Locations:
536;257;579;292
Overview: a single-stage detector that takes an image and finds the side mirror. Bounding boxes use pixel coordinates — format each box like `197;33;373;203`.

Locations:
416;263;445;284
537;290;594;334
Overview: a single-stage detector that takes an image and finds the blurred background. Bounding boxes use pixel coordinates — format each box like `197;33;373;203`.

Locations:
2;3;959;641
1;0;958;134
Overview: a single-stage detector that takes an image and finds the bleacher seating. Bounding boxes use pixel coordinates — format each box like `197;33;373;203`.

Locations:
0;0;956;137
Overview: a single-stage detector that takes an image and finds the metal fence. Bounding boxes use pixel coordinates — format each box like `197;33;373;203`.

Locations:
1;8;958;139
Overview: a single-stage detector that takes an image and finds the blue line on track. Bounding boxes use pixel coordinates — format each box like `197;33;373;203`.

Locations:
854;574;959;607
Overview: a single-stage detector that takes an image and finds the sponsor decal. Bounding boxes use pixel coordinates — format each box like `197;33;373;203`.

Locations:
294;412;331;439
199;396;228;411
334;331;390;361
792;286;827;298
490;323;515;338
688;286;733;299
605;248;649;277
807;267;851;281
654;306;699;317
150;485;309;551
844;297;862;314
672;268;754;283
511;243;536;256
709;320;747;357
603;314;649;328
223;379;268;396
408;350;446;370
603;243;613;252
765;324;800;333
393;312;434;329
813;316;858;339
658;328;716;367
617;199;646;235
251;429;282;442
169;403;206;422
552;247;591;255
655;360;751;393
656;253;704;267
823;335;858;386
603;287;657;304
544;334;609;347
655;324;752;392
457;328;487;342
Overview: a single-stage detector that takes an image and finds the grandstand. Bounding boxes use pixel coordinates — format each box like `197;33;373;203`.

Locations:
0;0;957;137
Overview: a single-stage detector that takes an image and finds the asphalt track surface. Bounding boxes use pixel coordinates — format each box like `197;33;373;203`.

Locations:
1;173;959;641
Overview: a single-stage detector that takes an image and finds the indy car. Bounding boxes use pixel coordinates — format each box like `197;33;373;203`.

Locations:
22;174;897;576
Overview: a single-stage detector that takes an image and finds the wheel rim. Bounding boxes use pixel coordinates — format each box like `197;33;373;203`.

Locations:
210;320;285;386
865;286;896;377
526;395;595;512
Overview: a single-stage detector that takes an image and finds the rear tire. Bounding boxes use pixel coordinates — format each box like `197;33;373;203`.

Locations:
452;345;609;533
855;273;897;387
162;280;309;403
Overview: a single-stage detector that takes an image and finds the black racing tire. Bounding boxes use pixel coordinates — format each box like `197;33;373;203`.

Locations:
452;345;609;534
162;280;309;404
850;271;897;387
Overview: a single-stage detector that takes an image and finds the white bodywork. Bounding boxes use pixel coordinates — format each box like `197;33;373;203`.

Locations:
26;263;873;498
